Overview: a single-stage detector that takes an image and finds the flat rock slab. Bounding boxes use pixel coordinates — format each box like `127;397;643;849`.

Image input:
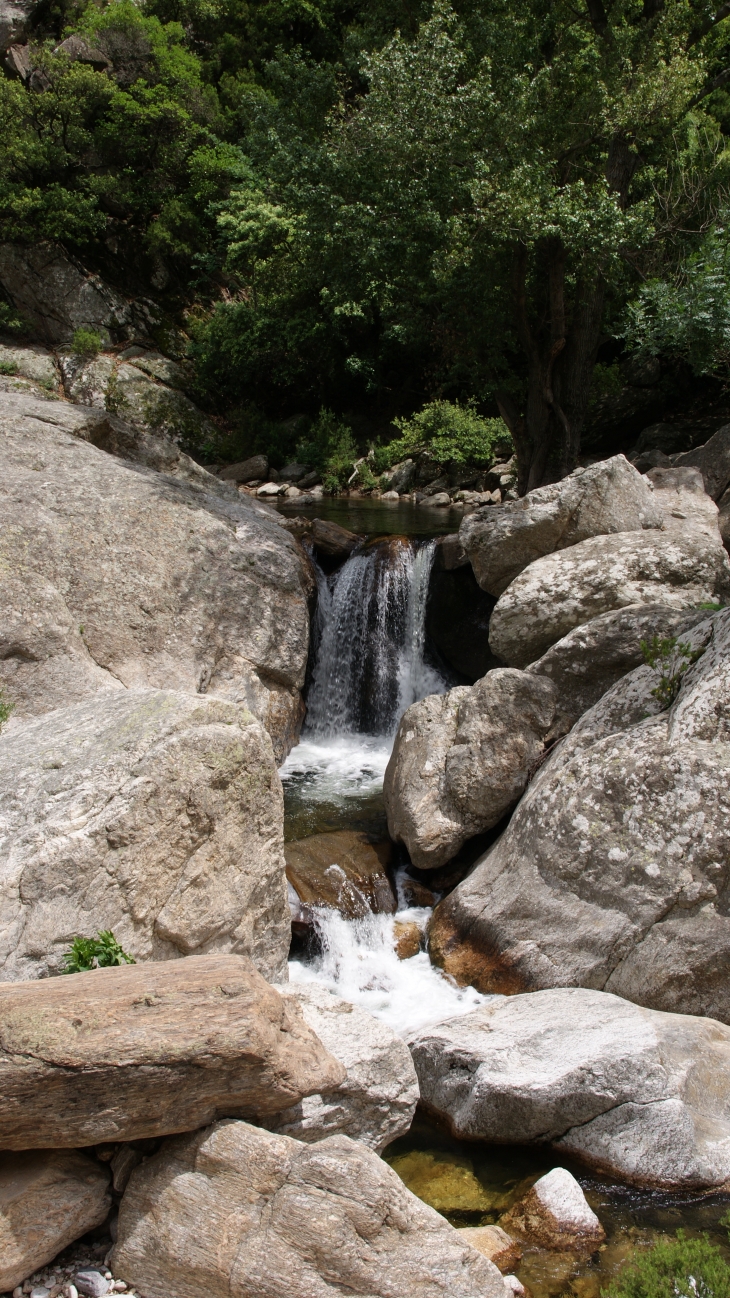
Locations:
285;831;396;917
0;954;345;1149
0;688;291;982
0;1150;111;1290
460;456;662;597
265;981;418;1153
112;1120;506;1298
408;987;730;1188
429;610;730;1022
384;669;556;870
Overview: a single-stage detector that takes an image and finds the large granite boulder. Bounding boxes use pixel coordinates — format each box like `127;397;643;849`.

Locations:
0;955;345;1148
0;341;58;391
59;351;214;447
0;0;36;51
526;603;711;738
0;1149;111;1289
429;610;730;1022
490;466;730;668
675;423;730;501
111;1120;506;1298
460;456;662;597
266;981;419;1152
408;987;730;1189
0;389;310;758
0;690;291;982
384;670;556;870
0;243;158;344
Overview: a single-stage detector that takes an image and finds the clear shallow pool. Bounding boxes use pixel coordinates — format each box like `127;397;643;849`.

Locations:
275;494;463;537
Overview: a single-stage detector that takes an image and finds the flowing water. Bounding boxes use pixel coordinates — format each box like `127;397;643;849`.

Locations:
279;510;730;1291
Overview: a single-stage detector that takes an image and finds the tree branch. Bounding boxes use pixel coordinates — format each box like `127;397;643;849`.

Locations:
585;0;609;36
690;65;730;105
688;1;730;48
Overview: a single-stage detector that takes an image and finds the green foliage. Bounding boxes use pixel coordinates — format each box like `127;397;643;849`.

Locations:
640;636;703;708
61;929;136;973
0;690;13;729
0;360;18;375
602;1232;730;1298
388;401;508;468
72;327;102;358
296;408;357;491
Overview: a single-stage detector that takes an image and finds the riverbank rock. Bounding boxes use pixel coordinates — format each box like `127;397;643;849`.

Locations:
526;603;711;737
0;689;291;982
0;955;345;1149
311;516;363;559
675;423;730;500
384;670;556;870
429;609;730;1020
264;981;419;1152
112;1121;507;1298
59;351;213;447
0;389;310;759
285;831;396;917
500;1169;604;1253
489;466;730;668
0;1150;111;1290
408;987;730;1188
460;456;662;597
457;1225;522;1273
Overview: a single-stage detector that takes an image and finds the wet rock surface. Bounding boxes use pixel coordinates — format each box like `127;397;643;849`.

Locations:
384;669;556;870
408;987;730;1188
0;1151;111;1290
499;1169;605;1253
111;1120;507;1298
457;1225;522;1273
285;830;396;917
0;955;345;1148
0;690;291;982
265;981;419;1152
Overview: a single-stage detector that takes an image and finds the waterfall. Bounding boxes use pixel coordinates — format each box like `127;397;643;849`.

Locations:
305;537;445;738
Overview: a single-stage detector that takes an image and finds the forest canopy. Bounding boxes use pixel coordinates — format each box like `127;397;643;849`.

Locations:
4;0;730;484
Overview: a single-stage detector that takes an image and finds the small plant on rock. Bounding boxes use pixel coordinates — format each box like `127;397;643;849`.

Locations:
61;929;136;973
71;327;103;358
640;635;702;708
0;689;13;730
602;1231;730;1298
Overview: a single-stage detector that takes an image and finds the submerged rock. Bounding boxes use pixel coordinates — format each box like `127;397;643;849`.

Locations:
0;690;291;982
285;830;396;918
265;981;419;1152
111;1121;507;1298
457;1225;522;1273
499;1169;604;1253
408;987;730;1188
0;1150;111;1290
0;955;345;1149
460;456;662;597
384;669;556;870
385;1149;503;1215
429;610;730;1020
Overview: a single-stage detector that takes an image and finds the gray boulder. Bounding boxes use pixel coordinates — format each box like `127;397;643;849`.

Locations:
408;987;730;1189
0;243;158;345
430;610;730;1023
266;981;419;1152
489;465;730;668
59;352;214;446
0;0;35;51
720;485;730;552
0;689;291;982
384;669;556;870
0;1150;111;1290
0;342;58;391
460;456;662;597
111;1120;506;1298
0;390;309;759
218;454;269;482
675;422;730;501
526;603;711;738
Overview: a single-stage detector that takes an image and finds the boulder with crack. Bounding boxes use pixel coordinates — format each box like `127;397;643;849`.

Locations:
0;389;310;759
111;1120;507;1298
383;669;556;870
0;690;291;982
0;1150;111;1289
460;456;662;597
408;987;730;1188
429;610;730;1022
263;981;419;1152
488;469;729;668
0;955;345;1147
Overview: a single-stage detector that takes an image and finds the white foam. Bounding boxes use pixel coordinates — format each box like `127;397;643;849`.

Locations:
279;734;392;804
289;906;488;1039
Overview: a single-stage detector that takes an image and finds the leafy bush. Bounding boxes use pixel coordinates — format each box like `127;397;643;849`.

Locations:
61;929;136;973
296;409;357;493
602;1232;730;1298
0;690;13;729
0;360;18;375
71;327;102;358
640;636;703;707
387;402;509;469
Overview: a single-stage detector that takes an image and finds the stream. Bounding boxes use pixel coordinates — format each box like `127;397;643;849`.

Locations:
277;500;730;1296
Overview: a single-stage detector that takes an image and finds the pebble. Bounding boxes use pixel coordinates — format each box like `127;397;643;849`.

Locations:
74;1272;110;1298
30;1288;50;1298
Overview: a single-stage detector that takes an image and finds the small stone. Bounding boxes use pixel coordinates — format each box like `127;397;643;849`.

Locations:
503;1276;527;1298
64;1287;78;1298
499;1167;605;1253
112;1284;127;1293
13;1288;23;1298
74;1272;110;1297
30;1288;50;1298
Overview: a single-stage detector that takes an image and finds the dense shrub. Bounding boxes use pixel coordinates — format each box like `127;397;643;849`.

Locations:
603;1233;730;1298
386;401;510;469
